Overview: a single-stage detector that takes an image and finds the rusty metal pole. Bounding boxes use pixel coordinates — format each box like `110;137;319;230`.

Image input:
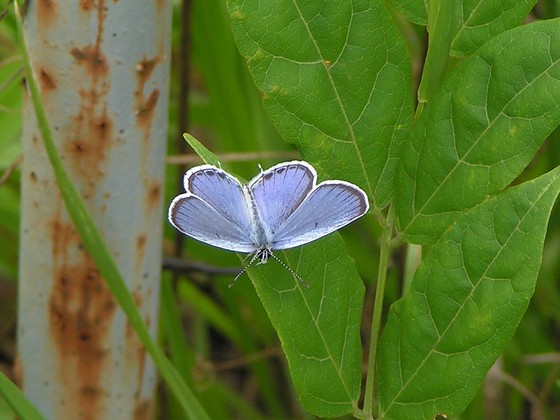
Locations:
18;1;171;418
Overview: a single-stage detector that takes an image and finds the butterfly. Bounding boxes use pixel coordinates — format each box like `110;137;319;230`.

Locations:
168;160;369;286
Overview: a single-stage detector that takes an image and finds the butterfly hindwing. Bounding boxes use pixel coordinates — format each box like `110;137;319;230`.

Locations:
271;181;369;250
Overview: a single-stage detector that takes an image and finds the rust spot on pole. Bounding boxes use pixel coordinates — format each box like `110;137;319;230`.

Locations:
71;46;109;77
136;234;147;252
37;0;57;28
136;89;160;127
136;57;158;85
66;1;113;195
65;104;113;192
39;67;57;91
134;55;162;135
133;398;153;420
48;218;117;418
80;0;97;11
146;182;162;211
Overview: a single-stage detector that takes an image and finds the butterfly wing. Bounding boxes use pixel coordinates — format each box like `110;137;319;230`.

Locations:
248;161;316;239
270;180;369;250
168;165;256;253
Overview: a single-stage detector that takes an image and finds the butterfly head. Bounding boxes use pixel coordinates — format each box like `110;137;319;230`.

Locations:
256;248;272;265
228;248;309;288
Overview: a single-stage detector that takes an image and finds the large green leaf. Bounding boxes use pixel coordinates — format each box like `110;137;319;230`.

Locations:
451;0;537;57
378;165;560;419
248;236;365;417
397;19;560;244
227;0;413;209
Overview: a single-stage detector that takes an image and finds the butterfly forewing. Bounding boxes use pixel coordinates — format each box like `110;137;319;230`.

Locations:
169;194;257;253
249;161;316;239
185;165;255;237
271;181;369;250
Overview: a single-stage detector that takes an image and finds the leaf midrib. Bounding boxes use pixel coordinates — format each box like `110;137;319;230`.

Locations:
290;0;373;197
287;247;357;405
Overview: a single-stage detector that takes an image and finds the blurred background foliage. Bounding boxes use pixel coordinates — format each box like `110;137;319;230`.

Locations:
0;0;559;418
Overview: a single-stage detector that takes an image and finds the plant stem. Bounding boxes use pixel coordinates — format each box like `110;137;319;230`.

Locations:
363;205;394;419
403;243;422;295
415;0;456;118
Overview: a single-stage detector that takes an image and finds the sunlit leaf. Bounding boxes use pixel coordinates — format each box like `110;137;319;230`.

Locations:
228;0;413;209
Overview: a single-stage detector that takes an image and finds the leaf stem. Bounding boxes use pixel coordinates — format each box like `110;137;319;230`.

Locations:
363;204;394;418
415;0;456;118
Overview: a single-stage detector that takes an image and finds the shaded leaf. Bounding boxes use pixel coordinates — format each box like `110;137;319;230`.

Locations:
379;166;560;419
228;0;413;209
397;19;560;244
248;236;364;417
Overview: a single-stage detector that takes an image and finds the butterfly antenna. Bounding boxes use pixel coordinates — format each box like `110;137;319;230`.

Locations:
229;253;259;288
269;253;309;288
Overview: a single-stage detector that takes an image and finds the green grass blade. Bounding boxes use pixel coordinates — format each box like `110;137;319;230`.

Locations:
183;132;220;166
0;371;45;420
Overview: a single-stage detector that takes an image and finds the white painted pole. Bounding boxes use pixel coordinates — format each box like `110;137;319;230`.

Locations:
18;1;172;418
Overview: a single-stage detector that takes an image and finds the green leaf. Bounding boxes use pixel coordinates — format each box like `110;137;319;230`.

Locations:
183;132;221;166
378;165;560;419
397;19;560;244
227;0;413;209
451;0;537;57
386;0;428;25
248;236;365;417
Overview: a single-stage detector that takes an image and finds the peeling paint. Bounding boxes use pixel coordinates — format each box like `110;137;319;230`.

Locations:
71;46;109;76
136;234;147;253
80;0;96;12
48;218;117;418
39;67;57;91
146;182;162;211
134;54;161;134
136;89;160;125
133;398;153;420
65;0;113;199
37;0;57;29
64;105;112;187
